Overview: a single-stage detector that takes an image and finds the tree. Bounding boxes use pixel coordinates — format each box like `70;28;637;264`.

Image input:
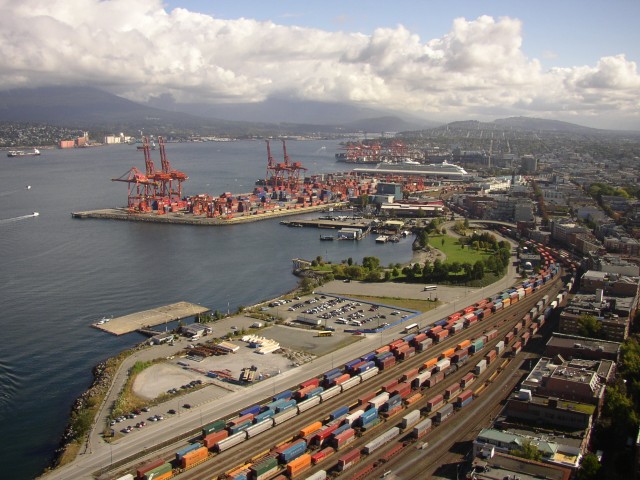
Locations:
509;440;542;462
299;277;314;293
576;453;600;480
441;237;445;247
362;256;380;271
578;314;602;338
472;260;485;280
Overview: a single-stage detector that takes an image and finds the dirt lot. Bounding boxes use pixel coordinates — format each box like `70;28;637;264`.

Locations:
261;324;364;356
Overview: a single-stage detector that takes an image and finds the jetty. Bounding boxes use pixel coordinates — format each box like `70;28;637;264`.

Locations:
92;301;209;335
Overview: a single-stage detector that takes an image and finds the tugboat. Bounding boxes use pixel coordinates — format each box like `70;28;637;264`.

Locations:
7;148;40;157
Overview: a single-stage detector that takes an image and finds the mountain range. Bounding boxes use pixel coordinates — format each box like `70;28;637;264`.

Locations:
0;86;625;137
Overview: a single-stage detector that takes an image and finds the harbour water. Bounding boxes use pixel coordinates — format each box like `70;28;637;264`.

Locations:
0;139;414;479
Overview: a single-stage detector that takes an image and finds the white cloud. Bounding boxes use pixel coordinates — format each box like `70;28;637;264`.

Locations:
0;0;638;127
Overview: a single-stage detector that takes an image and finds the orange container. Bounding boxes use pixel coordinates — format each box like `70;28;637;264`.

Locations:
423;357;438;369
299;421;322;438
286;453;312;477
440;348;455;359
181;446;208;468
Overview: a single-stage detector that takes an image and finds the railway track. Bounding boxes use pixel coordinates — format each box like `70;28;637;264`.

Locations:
175;274;564;479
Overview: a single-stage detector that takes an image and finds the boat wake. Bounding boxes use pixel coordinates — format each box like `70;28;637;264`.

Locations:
0;359;19;415
0;212;40;225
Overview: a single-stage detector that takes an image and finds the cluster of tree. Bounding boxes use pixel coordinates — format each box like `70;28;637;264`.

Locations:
330;256;383;282
196;310;226;323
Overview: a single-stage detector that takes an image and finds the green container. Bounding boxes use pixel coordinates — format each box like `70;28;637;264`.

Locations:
145;462;172;480
251;457;278;475
202;419;226;436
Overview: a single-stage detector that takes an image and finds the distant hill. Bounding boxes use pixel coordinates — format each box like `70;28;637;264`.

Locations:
493;116;602;134
0;86;434;136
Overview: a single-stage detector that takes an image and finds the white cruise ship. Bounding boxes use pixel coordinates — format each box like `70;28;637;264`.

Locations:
352;159;469;179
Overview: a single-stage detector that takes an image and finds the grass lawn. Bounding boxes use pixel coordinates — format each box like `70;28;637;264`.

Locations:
340;294;441;313
427;234;491;264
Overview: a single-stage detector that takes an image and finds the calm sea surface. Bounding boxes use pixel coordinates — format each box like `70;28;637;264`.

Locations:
0;139;413;479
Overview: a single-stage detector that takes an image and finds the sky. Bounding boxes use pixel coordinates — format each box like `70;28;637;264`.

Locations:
1;0;640;129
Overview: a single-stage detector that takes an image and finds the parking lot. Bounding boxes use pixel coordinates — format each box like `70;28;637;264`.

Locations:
264;293;419;333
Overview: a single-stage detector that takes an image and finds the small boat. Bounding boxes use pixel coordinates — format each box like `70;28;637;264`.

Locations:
320;235;334;241
7;148;40;157
375;235;388;243
32;212;39;217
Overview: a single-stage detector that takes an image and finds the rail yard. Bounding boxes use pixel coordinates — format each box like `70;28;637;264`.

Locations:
98;242;574;480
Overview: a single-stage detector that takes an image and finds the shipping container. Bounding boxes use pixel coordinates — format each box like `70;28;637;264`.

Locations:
392;382;412;399
370;392;391;409
230;413;255;426
485;350;497;364
405;392;423;405
475;359;487;375
436;403;454;423
181;446;208;469
116;475;134;480
382;379;399;392
361;351;377;362
331;428;356;450
434;330;449;342
250;457;278;480
319;385;341;402
276;400;297;413
273;390;292;402
362;427;400;454
203;430;229;449
460;372;475;389
512;341;522;355
435;358;451;372
456;339;471;351
379;356;396;370
337;448;361;471
286;454;311;478
412;370;431;388
228;420;252;435
136;458;166;479
344;409;365;425
426;394;444;411
311;447;335;464
240;404;262;417
273;407;297;425
142;463;173;480
305;471;327;480
440;347;456;359
426;371;445;388
401;410;421;429
358;391;377;406
401;368;420;383
444;383;462;400
423;357;438;370
313;424;339;446
416;338;433;352
279;440;308;463
202;419;226;436
469;339;484;354
176;442;201;461
452;349;469;364
329;406;349;421
412;418;432;438
341;375;362;390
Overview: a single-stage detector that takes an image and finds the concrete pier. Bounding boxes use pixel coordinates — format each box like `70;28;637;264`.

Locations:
92;301;210;335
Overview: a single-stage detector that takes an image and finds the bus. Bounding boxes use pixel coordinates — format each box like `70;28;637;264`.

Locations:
403;323;419;333
423;285;437;291
316;331;334;337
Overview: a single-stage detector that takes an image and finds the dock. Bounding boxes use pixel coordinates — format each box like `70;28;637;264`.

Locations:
92;301;210;335
279;218;372;230
72;203;348;226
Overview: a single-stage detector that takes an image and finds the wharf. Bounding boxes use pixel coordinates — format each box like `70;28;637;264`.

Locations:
92;301;209;335
280;218;372;230
71;203;347;226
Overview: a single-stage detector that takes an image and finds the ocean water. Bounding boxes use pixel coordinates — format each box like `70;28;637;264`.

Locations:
0;139;413;479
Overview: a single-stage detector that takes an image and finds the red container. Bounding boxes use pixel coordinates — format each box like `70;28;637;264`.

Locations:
485;350;497;364
391;341;408;352
382;379;399;392
452;349;469;364
412;333;427;345
434;330;449;342
447;313;461;322
338;448;361;470
380;356;396;370
392;382;411;399
485;329;498;340
334;373;351;385
426;371;445;387
405;393;422;405
299;378;320;389
203;430;229;449
275;438;305;454
382;404;403;418
475;299;488;308
463;306;475;314
522;332;531;345
294;385;314;399
358;391;377;406
389;339;404;349
399;347;415;361
230;413;255;426
444;384;462;399
136;458;165;478
461;372;475;388
375;345;391;354
504;332;514;343
427;394;444;411
483;308;492;318
429;325;443;336
313;424;339;445
458;390;473;402
349;360;367;372
401;368;419;383
331;428;355;450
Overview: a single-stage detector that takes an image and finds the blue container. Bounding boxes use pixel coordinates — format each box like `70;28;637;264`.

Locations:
266;399;285;412
273;390;292;402
402;334;416;343
307;387;324;399
324;368;342;379
387;394;402;407
332;423;350;437
254;409;274;423
419;326;431;334
360;352;376;362
360;407;378;422
434;319;448;327
344;359;362;370
324;371;342;384
279;441;307;463
356;361;375;374
176;442;201;460
473;309;484;317
276;399;297;413
329;406;349;421
240;404;261;417
228;420;252;434
469;339;484;354
458;396;473;409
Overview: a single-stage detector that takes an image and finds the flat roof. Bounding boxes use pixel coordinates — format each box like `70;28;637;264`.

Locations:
546;333;620;354
92;301;210;335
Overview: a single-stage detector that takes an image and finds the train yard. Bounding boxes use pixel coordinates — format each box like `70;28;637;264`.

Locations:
107;241;573;480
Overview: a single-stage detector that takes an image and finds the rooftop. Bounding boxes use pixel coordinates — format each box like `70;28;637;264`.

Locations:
546;333;621;355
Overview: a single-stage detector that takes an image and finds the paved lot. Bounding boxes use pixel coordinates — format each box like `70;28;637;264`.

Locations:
260;324;363;356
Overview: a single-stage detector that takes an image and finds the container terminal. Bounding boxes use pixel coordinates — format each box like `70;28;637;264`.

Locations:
71;137;452;226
